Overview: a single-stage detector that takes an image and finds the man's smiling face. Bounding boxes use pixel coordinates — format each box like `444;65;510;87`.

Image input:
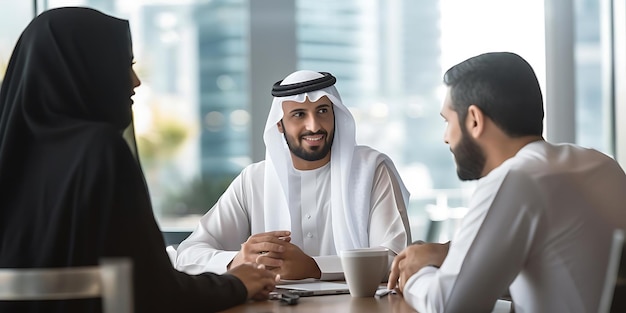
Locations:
278;95;335;169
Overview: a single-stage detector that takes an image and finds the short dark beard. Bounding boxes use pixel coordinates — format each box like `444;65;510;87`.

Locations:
452;127;486;181
281;121;334;162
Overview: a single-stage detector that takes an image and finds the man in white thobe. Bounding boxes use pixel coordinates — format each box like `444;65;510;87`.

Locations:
176;70;412;280
388;52;626;313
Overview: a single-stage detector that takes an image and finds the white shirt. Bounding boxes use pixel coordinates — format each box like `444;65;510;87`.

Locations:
175;158;409;278
404;141;626;313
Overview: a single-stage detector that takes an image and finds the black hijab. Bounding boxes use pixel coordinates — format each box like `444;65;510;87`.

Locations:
0;7;246;313
0;6;136;190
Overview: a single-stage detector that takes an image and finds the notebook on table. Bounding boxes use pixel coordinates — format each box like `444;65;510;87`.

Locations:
275;281;350;297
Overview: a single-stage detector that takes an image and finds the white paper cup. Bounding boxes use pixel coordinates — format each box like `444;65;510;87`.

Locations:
340;247;389;297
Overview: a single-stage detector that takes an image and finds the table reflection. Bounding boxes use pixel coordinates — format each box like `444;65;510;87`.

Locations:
218;293;417;313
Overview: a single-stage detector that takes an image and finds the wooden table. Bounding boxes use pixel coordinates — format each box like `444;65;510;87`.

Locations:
218;293;418;313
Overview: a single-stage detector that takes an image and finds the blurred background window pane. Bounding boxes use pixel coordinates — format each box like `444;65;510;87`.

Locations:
574;0;611;154
0;1;33;84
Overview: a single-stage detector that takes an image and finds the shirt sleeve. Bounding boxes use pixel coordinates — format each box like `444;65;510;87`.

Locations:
175;172;252;275
403;170;544;313
369;162;411;255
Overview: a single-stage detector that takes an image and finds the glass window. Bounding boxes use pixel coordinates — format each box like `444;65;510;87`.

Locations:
43;0;250;230
0;2;33;84
295;0;545;241
2;0;613;242
574;0;612;155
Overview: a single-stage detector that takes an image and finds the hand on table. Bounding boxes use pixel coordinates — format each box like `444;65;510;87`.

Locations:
261;241;321;280
227;263;280;301
387;241;450;292
229;231;291;270
229;230;320;280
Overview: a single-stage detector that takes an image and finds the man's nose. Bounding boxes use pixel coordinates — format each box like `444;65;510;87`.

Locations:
304;115;321;132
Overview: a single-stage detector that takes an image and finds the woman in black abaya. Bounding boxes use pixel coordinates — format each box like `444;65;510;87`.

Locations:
0;7;276;313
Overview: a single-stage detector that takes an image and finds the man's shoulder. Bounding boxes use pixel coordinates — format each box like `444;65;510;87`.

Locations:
353;145;399;169
239;160;266;177
511;141;617;175
488;142;623;195
244;160;266;170
353;145;385;161
354;145;380;155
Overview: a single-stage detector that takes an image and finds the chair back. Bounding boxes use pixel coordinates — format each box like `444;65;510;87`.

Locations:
0;258;133;313
599;229;625;313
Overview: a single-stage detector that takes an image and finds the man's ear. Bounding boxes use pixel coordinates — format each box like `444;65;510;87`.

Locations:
276;120;284;133
466;105;485;138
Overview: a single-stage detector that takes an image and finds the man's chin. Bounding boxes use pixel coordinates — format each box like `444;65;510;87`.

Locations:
301;140;323;149
456;167;482;181
302;142;330;154
300;150;329;162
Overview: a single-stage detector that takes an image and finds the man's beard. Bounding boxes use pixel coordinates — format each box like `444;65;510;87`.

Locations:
452;129;486;181
283;128;334;162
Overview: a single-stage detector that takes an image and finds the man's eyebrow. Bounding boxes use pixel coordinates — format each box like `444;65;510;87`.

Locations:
288;108;306;114
287;103;331;114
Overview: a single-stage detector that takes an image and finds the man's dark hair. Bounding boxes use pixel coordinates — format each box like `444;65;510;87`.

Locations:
443;52;544;137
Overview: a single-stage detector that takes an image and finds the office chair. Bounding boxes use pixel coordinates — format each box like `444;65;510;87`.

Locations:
599;228;625;313
0;258;133;313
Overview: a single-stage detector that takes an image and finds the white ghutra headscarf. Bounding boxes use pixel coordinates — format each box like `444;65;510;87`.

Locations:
261;70;410;252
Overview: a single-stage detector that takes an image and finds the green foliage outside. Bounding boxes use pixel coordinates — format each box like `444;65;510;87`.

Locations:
160;174;237;216
134;106;238;217
137;117;189;167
